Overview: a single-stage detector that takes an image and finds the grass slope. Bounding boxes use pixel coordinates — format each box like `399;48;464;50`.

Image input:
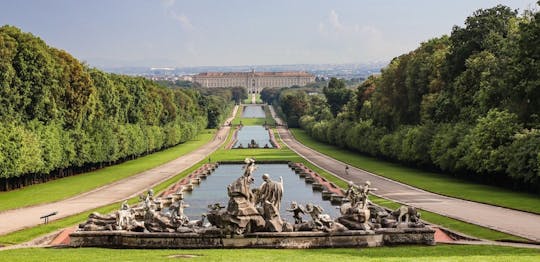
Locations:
0;131;215;212
1;245;538;261
0;159;205;245
290;128;540;214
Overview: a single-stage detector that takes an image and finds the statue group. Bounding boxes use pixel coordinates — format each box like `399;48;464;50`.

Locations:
78;159;424;235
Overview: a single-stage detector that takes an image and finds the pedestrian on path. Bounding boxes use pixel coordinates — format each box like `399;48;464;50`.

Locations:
345;165;349;176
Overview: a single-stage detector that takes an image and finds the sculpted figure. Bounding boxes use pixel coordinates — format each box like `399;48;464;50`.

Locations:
116;200;133;230
305;203;324;229
345;181;361;208
226;158;265;234
257;173;284;231
391;205;421;224
170;198;190;226
286;201;305;224
359;181;377;209
305;203;344;232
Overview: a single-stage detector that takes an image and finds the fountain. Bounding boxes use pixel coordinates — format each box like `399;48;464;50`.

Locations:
70;159;434;248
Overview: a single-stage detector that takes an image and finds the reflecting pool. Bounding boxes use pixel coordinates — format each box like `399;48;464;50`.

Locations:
242;105;266;118
234;126;273;148
182;164;339;221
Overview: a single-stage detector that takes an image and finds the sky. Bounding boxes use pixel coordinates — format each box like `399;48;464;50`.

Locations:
0;0;536;68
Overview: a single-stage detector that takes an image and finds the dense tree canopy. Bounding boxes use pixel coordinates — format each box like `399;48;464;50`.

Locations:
281;3;540;192
0;26;228;190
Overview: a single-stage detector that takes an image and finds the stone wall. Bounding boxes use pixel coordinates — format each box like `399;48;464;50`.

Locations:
70;228;435;249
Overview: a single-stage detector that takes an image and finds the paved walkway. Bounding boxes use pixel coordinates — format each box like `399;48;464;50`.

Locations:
269;106;540;242
0;106;239;236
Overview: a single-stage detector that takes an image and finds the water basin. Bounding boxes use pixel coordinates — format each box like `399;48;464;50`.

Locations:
242;105;266;118
234;126;273;148
182;164;339;221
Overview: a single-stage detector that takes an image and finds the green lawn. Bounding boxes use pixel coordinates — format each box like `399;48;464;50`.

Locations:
1;245;538;261
290;128;540;214
0;159;206;245
0;131;215;212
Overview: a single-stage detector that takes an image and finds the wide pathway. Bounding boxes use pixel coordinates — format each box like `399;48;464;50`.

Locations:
269;106;540;242
0;106;239;236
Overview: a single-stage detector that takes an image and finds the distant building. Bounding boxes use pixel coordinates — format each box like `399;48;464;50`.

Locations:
192;70;315;93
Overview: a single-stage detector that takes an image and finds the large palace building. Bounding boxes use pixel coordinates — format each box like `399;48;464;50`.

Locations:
192;70;315;93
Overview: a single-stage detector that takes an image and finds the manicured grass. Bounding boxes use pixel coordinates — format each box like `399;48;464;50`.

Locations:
1;245;538;261
0;131;215;212
290;129;540;214
234;118;269;126
263;104;277;126
0;159;205;245
0;202;121;245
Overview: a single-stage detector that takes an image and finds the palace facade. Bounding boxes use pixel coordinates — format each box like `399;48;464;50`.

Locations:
192;70;315;93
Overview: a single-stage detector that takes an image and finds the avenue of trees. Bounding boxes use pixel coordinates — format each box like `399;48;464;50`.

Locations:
0;26;233;191
276;4;540;192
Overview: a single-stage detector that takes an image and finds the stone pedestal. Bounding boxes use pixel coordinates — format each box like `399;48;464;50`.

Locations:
70;228;435;249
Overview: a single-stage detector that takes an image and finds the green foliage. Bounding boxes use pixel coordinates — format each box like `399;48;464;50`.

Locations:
279;90;309;127
323;78;352;116
230;86;248;104
461;109;522;174
260;87;282;104
0;26;210;190
291;128;540;214
276;4;540;192
0;132;214;212
506;129;540;189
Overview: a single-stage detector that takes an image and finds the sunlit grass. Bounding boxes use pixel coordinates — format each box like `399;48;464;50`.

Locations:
1;245;538;261
0;159;205;245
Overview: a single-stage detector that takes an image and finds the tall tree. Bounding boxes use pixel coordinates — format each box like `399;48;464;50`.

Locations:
323;77;352;116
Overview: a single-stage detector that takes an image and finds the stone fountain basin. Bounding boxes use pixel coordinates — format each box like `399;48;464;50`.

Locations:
69;227;434;249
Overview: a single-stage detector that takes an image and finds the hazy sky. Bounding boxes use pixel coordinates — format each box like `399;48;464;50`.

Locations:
0;0;536;67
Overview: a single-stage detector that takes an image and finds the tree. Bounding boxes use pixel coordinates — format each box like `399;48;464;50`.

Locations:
231;86;247;104
461;109;522;174
323;78;352;116
279;90;309;127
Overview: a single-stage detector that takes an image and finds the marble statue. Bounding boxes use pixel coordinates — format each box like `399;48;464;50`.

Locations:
225;158;265;234
256;173;284;231
286;201;305;224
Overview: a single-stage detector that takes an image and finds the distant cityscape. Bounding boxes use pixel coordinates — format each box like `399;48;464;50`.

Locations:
100;62;387;83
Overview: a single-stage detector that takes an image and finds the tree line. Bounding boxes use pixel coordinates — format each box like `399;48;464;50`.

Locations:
268;4;540;192
0;26;234;191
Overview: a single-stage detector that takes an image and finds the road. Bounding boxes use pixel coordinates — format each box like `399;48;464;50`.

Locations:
0;106;239;236
269;106;540;242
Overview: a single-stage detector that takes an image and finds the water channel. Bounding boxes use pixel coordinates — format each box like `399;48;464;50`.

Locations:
182;164;339;221
233;126;273;148
241;105;266;118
